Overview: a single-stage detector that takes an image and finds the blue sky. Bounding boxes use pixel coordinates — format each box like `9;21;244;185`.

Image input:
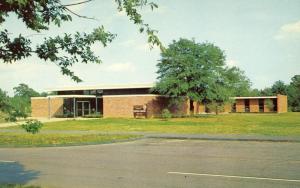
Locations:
1;0;300;95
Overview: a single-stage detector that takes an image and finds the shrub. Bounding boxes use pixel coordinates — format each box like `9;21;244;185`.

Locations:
206;101;225;115
83;113;103;118
265;99;275;112
4;109;28;122
161;108;172;120
21;120;43;134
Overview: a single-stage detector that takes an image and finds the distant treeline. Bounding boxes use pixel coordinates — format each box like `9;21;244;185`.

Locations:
247;75;300;112
0;83;46;121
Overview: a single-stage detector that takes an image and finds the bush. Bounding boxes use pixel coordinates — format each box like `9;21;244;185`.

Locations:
21;120;43;134
161;108;172;120
5;112;17;122
265;99;275;112
83;113;103;118
4;109;28;122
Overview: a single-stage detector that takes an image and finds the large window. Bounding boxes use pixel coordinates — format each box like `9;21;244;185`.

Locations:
259;99;264;112
273;98;278;112
231;103;236;112
245;99;250;112
190;100;194;114
63;99;75;117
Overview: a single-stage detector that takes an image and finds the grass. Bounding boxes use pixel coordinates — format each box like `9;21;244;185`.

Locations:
0;132;140;147
12;112;298;136
40;112;300;136
1;113;299;147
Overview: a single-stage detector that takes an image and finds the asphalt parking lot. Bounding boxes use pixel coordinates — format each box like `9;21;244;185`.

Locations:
0;139;300;188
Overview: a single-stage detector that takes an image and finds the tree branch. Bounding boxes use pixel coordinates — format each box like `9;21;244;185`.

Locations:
62;0;94;7
63;6;99;21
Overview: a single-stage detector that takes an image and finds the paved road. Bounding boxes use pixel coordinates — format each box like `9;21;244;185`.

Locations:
0;139;300;188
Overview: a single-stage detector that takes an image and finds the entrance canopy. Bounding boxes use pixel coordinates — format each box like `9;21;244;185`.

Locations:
33;95;98;99
32;95;101;118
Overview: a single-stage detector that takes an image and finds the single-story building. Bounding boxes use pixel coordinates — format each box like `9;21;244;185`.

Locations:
31;83;287;118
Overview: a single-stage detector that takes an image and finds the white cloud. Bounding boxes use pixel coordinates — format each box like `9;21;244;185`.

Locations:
118;39;160;52
116;10;127;17
274;20;300;40
226;59;238;67
118;39;136;47
101;62;136;73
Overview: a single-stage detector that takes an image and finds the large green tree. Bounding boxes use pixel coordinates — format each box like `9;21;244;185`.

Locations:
0;0;162;82
0;89;11;113
12;83;41;116
288;75;300;112
271;80;288;95
154;38;251;114
13;83;40;99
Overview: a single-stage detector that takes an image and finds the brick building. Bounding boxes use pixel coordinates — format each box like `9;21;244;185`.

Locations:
31;83;287;118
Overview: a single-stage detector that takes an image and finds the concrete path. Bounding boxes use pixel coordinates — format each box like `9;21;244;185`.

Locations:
1;139;300;188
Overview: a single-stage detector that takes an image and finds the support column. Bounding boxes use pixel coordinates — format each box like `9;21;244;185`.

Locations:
73;98;76;118
48;97;51;119
95;97;98;114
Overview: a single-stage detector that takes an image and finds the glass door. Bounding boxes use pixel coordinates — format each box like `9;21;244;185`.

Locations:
83;102;90;116
77;101;91;116
77;101;83;116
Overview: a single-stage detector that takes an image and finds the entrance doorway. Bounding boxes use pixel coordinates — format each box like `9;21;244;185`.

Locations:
77;101;91;116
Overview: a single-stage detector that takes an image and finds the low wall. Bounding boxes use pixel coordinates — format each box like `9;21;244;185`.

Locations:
31;97;63;118
102;95;189;118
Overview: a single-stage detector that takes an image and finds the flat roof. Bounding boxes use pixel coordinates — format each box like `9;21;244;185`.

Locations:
46;83;155;92
31;95;97;99
232;96;277;99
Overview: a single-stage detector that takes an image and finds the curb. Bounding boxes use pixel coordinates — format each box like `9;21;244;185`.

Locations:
145;135;300;143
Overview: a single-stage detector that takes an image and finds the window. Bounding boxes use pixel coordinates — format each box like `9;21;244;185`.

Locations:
83;90;90;95
190;100;194;114
232;103;236;112
273;98;278;112
259;99;264;112
245;99;250;112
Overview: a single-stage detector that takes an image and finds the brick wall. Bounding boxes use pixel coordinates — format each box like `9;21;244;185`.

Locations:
31;97;64;118
277;94;288;113
103;95;188;118
249;99;259;112
224;103;231;113
193;102;205;114
236;99;245;112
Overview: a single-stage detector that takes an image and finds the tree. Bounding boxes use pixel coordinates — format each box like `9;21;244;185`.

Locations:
271;80;288;95
287;75;300;112
12;83;41;117
0;89;11;113
260;87;273;96
248;88;261;97
0;0;163;82
154;38;251;114
223;66;252;97
13;83;40;99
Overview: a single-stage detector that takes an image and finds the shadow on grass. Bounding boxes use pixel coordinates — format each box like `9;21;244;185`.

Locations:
0;162;40;186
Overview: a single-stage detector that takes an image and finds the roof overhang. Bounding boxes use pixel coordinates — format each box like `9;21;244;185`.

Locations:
231;96;277;100
46;83;155;92
31;95;97;99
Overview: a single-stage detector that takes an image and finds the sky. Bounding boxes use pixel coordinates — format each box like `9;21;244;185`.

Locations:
1;0;300;95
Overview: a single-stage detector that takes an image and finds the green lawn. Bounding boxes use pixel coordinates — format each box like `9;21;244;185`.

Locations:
1;113;299;147
40;112;300;136
0;133;140;147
